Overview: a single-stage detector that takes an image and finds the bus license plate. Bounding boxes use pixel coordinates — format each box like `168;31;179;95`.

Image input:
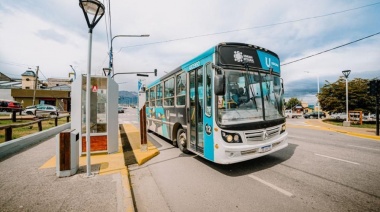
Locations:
260;145;272;153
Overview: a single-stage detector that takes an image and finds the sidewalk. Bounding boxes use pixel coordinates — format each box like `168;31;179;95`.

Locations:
304;119;379;141
0;124;159;211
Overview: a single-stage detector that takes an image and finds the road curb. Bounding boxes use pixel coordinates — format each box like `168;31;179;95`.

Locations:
304;120;380;141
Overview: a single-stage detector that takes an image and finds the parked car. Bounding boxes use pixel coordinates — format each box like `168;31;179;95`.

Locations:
285;109;303;118
304;112;326;119
330;112;347;120
364;113;376;121
24;104;59;117
0;99;22;112
118;106;124;113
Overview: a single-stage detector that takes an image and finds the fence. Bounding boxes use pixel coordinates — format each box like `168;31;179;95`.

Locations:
0;114;70;142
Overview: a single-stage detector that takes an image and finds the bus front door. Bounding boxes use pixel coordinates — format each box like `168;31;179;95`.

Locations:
189;68;204;154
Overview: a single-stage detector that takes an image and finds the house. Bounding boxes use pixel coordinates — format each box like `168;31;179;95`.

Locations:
2;70;73;112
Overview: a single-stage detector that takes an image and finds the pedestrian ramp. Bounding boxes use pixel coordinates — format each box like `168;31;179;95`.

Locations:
121;124;159;165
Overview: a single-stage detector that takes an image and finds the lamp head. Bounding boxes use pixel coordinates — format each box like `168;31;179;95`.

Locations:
79;0;105;30
103;68;112;76
342;70;351;79
80;0;105;15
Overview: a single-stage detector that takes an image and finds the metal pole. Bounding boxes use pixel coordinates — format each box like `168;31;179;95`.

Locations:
32;66;39;106
86;29;93;177
109;45;113;74
376;94;379;136
138;88;147;151
109;34;149;76
345;78;349;122
317;74;320;119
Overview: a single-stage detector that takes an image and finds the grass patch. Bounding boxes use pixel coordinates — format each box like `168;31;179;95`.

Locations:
323;119;377;129
0;118;69;143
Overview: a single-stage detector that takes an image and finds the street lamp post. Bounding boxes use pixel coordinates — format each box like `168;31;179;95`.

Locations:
342;70;351;127
109;34;150;76
79;0;105;177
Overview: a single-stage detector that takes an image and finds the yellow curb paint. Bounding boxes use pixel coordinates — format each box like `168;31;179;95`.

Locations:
289;121;380;141
39;156;56;169
121;168;135;212
122;123;160;165
38;127;135;211
40;124;160;171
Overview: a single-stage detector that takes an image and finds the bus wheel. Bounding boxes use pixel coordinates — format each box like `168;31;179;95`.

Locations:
177;128;189;153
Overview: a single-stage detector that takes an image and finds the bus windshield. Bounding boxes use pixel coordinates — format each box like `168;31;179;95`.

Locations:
217;69;284;125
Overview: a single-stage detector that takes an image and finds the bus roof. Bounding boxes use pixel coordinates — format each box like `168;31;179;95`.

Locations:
147;42;279;88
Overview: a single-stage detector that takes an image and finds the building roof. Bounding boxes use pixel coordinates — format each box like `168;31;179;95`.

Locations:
48;84;71;91
21;70;36;77
0;81;22;88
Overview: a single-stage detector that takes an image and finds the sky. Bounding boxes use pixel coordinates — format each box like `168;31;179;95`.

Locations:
1;0;379;105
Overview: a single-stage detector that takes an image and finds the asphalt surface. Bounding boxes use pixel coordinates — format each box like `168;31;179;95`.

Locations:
0;117;378;211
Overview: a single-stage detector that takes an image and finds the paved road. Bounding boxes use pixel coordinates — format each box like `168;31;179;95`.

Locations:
118;108;139;128
128;117;380;212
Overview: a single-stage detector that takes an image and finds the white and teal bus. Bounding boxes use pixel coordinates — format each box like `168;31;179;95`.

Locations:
146;42;288;164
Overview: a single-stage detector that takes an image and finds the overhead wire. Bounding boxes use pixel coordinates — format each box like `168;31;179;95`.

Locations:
38;68;47;81
95;0;113;73
280;31;380;66
108;0;112;46
118;2;380;50
103;0;110;50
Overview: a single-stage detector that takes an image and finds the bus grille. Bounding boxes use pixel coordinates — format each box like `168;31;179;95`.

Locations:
244;126;280;142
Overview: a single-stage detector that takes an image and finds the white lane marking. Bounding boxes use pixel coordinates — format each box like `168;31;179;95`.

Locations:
248;175;294;197
314;153;360;165
347;145;380;151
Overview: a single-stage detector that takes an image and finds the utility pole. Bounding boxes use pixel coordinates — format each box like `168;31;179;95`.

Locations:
32;66;39;106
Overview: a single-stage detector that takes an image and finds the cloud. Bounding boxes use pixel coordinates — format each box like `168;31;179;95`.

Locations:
1;0;379;94
35;29;68;43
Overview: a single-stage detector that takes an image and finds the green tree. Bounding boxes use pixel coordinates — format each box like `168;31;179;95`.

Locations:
318;77;376;113
285;97;302;109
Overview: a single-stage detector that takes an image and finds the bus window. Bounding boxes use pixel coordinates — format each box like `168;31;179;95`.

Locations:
176;72;186;106
150;86;156;107
205;63;212;116
156;83;163;106
164;78;174;106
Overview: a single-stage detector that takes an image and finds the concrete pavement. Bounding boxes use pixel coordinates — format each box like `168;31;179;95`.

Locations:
0;123;158;211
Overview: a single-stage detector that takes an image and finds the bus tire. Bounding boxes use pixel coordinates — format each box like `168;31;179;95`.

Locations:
177;128;190;154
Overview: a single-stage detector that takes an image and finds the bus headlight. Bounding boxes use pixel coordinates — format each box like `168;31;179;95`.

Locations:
280;124;286;134
222;131;242;143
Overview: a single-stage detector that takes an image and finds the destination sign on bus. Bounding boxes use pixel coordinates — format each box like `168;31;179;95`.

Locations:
218;46;261;67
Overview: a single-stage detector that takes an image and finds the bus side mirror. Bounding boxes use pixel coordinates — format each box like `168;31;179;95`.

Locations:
214;74;225;95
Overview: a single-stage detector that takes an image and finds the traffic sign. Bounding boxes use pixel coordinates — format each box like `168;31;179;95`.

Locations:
92;85;98;92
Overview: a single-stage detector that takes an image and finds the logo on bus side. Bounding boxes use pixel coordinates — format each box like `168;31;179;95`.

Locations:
205;124;212;135
234;51;254;63
265;57;279;69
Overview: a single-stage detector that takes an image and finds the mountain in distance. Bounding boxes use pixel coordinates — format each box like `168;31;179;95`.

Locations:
118;90;138;105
